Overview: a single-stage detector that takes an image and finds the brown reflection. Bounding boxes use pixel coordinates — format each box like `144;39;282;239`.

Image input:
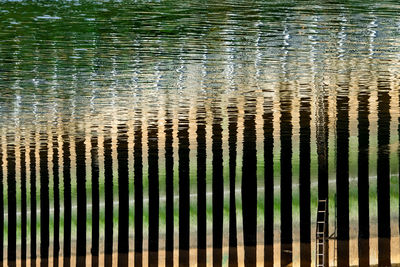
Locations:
196;103;207;267
263;95;274;267
178;105;190;267
299;96;311;267
7;134;16;267
165;105;174;267
148;114;159;267
316;85;329;267
31;132;38;267
358;84;370;266
242;96;257;267
103;128;113;267
377;77;391;266
117;124;129;266
336;81;350;267
39;132;49;267
90;127;100;267
212;104;223;267
134;112;143;267
52;131;60;267
280;86;293;266
228;98;238;267
0;136;3;267
75;136;86;267
20;139;27;267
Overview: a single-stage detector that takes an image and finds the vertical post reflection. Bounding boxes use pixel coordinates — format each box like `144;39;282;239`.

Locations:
336;84;349;267
165;106;174;267
134;115;143;267
196;104;207;267
299;97;311;266
212;105;223;267
178;108;190;267
104;129;113;267
357;88;370;266
62;132;71;267
117;124;129;266
21;139;27;267
0;137;3;267
242;97;257;267
52;130;60;267
263;97;274;267
377;79;391;266
280;90;292;266
148;117;159;267
39;133;49;267
228;99;238;267
91;128;99;267
316;87;329;266
76;137;86;266
7;135;16;267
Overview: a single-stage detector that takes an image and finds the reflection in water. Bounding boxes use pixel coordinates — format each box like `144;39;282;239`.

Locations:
228;99;238;267
358;83;370;266
90;128;99;267
39;133;49;266
299;95;311;266
7;136;16;267
0;0;400;266
62;132;71;267
196;103;207;267
336;79;350;267
377;79;391;266
178;104;190;267
165;105;174;267
133;113;143;267
103;130;113;267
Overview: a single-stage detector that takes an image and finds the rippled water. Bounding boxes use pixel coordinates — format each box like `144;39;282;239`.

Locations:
1;0;400;266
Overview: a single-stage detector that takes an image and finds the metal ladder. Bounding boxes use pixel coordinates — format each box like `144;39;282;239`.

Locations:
315;199;328;267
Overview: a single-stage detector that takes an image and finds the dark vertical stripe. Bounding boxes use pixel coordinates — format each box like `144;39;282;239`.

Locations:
53;132;60;267
196;105;207;267
76;137;86;267
104;132;113;267
165;108;174;267
280;95;292;266
264;98;274;267
134;117;143;267
62;133;71;267
377;79;391;266
31;133;37;267
148;119;159;267
242;98;257;267
91;130;99;267
336;86;349;267
7;137;16;267
316;89;329;266
39;133;49;267
358;89;370;266
299;98;311;267
228;100;238;267
0;139;3;267
21;141;27;267
117;124;129;266
178;113;190;267
212;106;223;267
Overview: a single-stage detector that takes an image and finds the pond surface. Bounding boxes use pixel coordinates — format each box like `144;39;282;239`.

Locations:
0;0;400;266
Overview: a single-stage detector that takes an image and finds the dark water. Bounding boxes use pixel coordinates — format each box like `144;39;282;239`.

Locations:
1;0;400;266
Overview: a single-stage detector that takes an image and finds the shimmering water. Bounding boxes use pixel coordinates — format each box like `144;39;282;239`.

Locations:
1;1;400;266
